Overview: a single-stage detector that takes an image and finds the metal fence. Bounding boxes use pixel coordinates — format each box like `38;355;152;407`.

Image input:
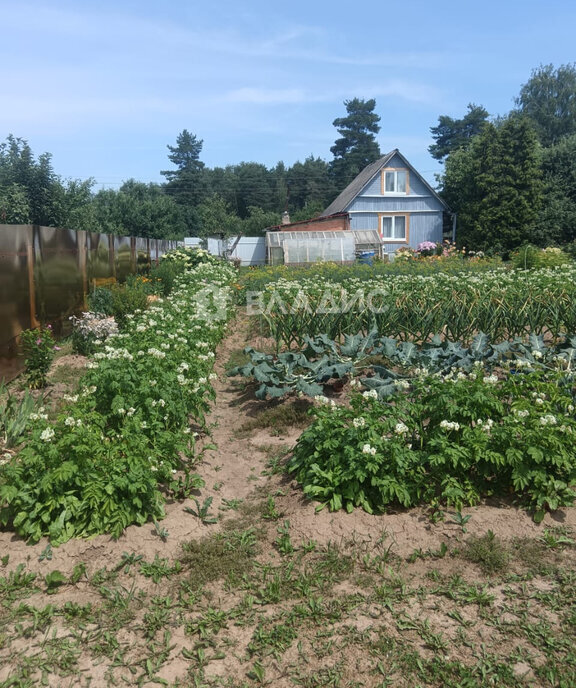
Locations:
0;225;179;382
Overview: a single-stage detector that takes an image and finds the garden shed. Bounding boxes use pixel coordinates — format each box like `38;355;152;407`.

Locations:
266;230;356;266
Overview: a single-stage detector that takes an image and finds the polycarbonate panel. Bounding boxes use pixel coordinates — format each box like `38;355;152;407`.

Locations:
34;226;84;334
0;225;32;346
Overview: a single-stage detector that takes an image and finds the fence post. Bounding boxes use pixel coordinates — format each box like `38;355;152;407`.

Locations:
26;228;40;329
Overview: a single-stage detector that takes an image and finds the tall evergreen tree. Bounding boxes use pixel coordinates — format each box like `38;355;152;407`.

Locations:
161;130;207;208
329;98;381;190
441;117;543;254
531;133;576;246
429;103;490;161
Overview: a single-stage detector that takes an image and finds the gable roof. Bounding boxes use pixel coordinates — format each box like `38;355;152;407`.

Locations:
321;149;449;216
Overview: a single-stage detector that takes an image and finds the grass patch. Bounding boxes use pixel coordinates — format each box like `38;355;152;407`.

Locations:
236;399;313;437
224;347;250;373
462;530;510;575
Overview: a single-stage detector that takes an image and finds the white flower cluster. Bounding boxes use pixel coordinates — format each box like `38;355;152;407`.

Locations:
93;345;133;362
394;421;409;435
362;444;377;455
40;427;55;442
314;395;336;408
362;390;378;400
440;420;460;431
513;409;530;418
29;407;48;421
64;416;82;427
147;348;166;359
70;312;118;340
482;374;499;384
539;414;557;426
394;379;410;390
476;418;494;431
353;417;366;428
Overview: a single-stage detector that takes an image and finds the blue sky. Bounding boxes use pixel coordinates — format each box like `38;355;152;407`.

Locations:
2;0;575;190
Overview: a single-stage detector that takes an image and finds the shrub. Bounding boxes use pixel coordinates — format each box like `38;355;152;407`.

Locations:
87;287;115;316
108;282;149;330
20;325;59;389
511;244;571;270
70;312;118;356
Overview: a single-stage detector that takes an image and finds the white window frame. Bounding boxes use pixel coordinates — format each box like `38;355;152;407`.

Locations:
380;214;408;242
382;168;408;195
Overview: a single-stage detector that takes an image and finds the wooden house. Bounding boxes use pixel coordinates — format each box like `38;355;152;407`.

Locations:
320;149;449;258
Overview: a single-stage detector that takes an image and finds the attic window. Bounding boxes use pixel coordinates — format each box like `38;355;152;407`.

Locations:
383;169;408;194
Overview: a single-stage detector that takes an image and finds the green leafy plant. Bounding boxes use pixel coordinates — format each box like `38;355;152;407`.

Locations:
20;325;59;389
184;496;218;524
0;252;237;544
139;555;182;583
288;367;576;518
274;520;294;556
0;382;43;449
44;569;67;594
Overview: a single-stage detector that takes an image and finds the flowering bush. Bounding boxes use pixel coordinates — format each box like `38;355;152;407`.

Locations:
20;325;60;389
70;312;119;355
288;367;576;520
393;246;415;262
511;244;572;270
416;241;439;257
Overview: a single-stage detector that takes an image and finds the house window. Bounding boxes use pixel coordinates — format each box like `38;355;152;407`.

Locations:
380;215;407;242
383;169;408;194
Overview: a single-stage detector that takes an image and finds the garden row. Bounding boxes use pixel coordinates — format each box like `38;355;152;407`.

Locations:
0;248;237;544
245;264;576;347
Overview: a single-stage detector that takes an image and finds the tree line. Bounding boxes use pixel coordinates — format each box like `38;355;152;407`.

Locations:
0;97;379;241
1;63;575;252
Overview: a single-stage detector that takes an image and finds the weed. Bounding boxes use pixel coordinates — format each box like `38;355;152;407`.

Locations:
450;511;472;533
113;551;144;574
262;496;283;521
44;570;67;595
38;544;52;562
139;555;182;583
153;519;169;541
236;399;312;438
184;496;218;524
0;564;38;599
274;520;295;556
181;528;259;590
463;530;510;575
186;607;229;639
220;498;244;511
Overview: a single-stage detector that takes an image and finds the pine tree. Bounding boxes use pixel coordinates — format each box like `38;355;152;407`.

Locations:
329;98;381;190
161;130;207;207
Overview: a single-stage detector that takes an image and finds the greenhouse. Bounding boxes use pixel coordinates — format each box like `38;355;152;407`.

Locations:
266;230;382;266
